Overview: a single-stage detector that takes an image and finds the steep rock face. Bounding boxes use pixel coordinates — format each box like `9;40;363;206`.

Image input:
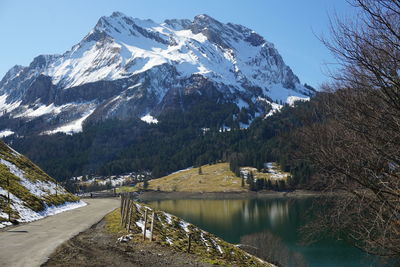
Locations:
0;12;314;136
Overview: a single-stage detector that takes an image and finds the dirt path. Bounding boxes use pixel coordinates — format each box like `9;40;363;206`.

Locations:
0;198;119;267
42;218;212;267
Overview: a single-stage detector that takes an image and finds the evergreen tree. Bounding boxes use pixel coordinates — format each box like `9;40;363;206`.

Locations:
266;179;272;190
247;171;256;191
278;180;286;191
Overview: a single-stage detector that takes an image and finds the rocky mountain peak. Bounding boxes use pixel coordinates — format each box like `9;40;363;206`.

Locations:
192;14;223;27
0;12;315;137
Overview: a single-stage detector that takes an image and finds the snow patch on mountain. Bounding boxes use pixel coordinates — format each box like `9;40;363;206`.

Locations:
14;103;64;118
141;114;158;124
43;108;95;135
0;130;14;138
0;94;21;113
286;95;310;106
260;95;310;118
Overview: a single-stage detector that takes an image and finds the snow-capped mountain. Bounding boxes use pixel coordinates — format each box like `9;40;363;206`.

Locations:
0;12;314;136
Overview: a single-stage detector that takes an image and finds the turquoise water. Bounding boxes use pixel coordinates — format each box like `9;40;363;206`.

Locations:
146;198;396;267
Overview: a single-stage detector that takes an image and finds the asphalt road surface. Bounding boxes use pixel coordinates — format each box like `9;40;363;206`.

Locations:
0;198;120;267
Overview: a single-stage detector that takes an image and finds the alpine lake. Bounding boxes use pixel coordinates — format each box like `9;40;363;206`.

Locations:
145;197;396;267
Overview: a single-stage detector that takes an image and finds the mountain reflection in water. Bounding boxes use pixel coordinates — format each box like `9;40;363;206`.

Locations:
146;198;394;267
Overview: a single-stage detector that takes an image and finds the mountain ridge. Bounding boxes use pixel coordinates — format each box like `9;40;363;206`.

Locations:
0;12;314;136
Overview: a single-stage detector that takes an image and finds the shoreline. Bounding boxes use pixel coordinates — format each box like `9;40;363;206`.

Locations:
43;203;276;267
137;189;325;201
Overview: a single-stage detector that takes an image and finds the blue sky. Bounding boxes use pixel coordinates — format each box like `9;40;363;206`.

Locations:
0;0;356;89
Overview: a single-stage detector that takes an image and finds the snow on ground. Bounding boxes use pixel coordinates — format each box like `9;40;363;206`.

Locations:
100;176;130;187
218;126;231;132
0;94;21;113
0;183;86;228
0;220;12;228
0;13;313;136
264;102;282;117
14;103;64;118
240;162;288;181
180;220;190;233
135;219;152;239
1;159;25;181
200;232;211;251
211;238;224;254
267;84;309;104
43;108;95;135
140;114;158;124
117;233;134;242
77;173;143;188
259;95;310;118
265;162;288;180
0;157;86;228
165;236;173;245
7;12;311;105
164;213;173;224
286;95;310;106
1;158;65;196
170;166;193;175
0;129;14;138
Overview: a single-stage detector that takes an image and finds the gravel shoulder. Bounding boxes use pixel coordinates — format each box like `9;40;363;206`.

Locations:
42;217;212;267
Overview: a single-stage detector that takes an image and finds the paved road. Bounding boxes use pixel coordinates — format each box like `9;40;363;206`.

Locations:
0;198;120;267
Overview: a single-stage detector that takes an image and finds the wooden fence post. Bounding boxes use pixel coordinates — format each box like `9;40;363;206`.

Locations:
187;233;192;253
127;201;133;231
150;211;155;241
143;209;148;241
123;197;129;227
120;195;125;225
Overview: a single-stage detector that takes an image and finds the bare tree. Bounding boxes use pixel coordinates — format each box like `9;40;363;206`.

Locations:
240;231;307;267
299;0;400;258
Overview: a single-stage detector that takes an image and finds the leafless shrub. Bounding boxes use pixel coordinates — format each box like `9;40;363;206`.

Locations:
240;231;307;267
298;0;400;258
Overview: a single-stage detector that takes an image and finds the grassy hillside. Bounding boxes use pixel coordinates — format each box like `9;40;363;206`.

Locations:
139;163;247;192
0;141;79;226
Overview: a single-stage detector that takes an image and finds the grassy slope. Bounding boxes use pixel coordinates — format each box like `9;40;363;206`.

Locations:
0;141;78;221
105;204;274;267
116;186;138;193
140;163;248;192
